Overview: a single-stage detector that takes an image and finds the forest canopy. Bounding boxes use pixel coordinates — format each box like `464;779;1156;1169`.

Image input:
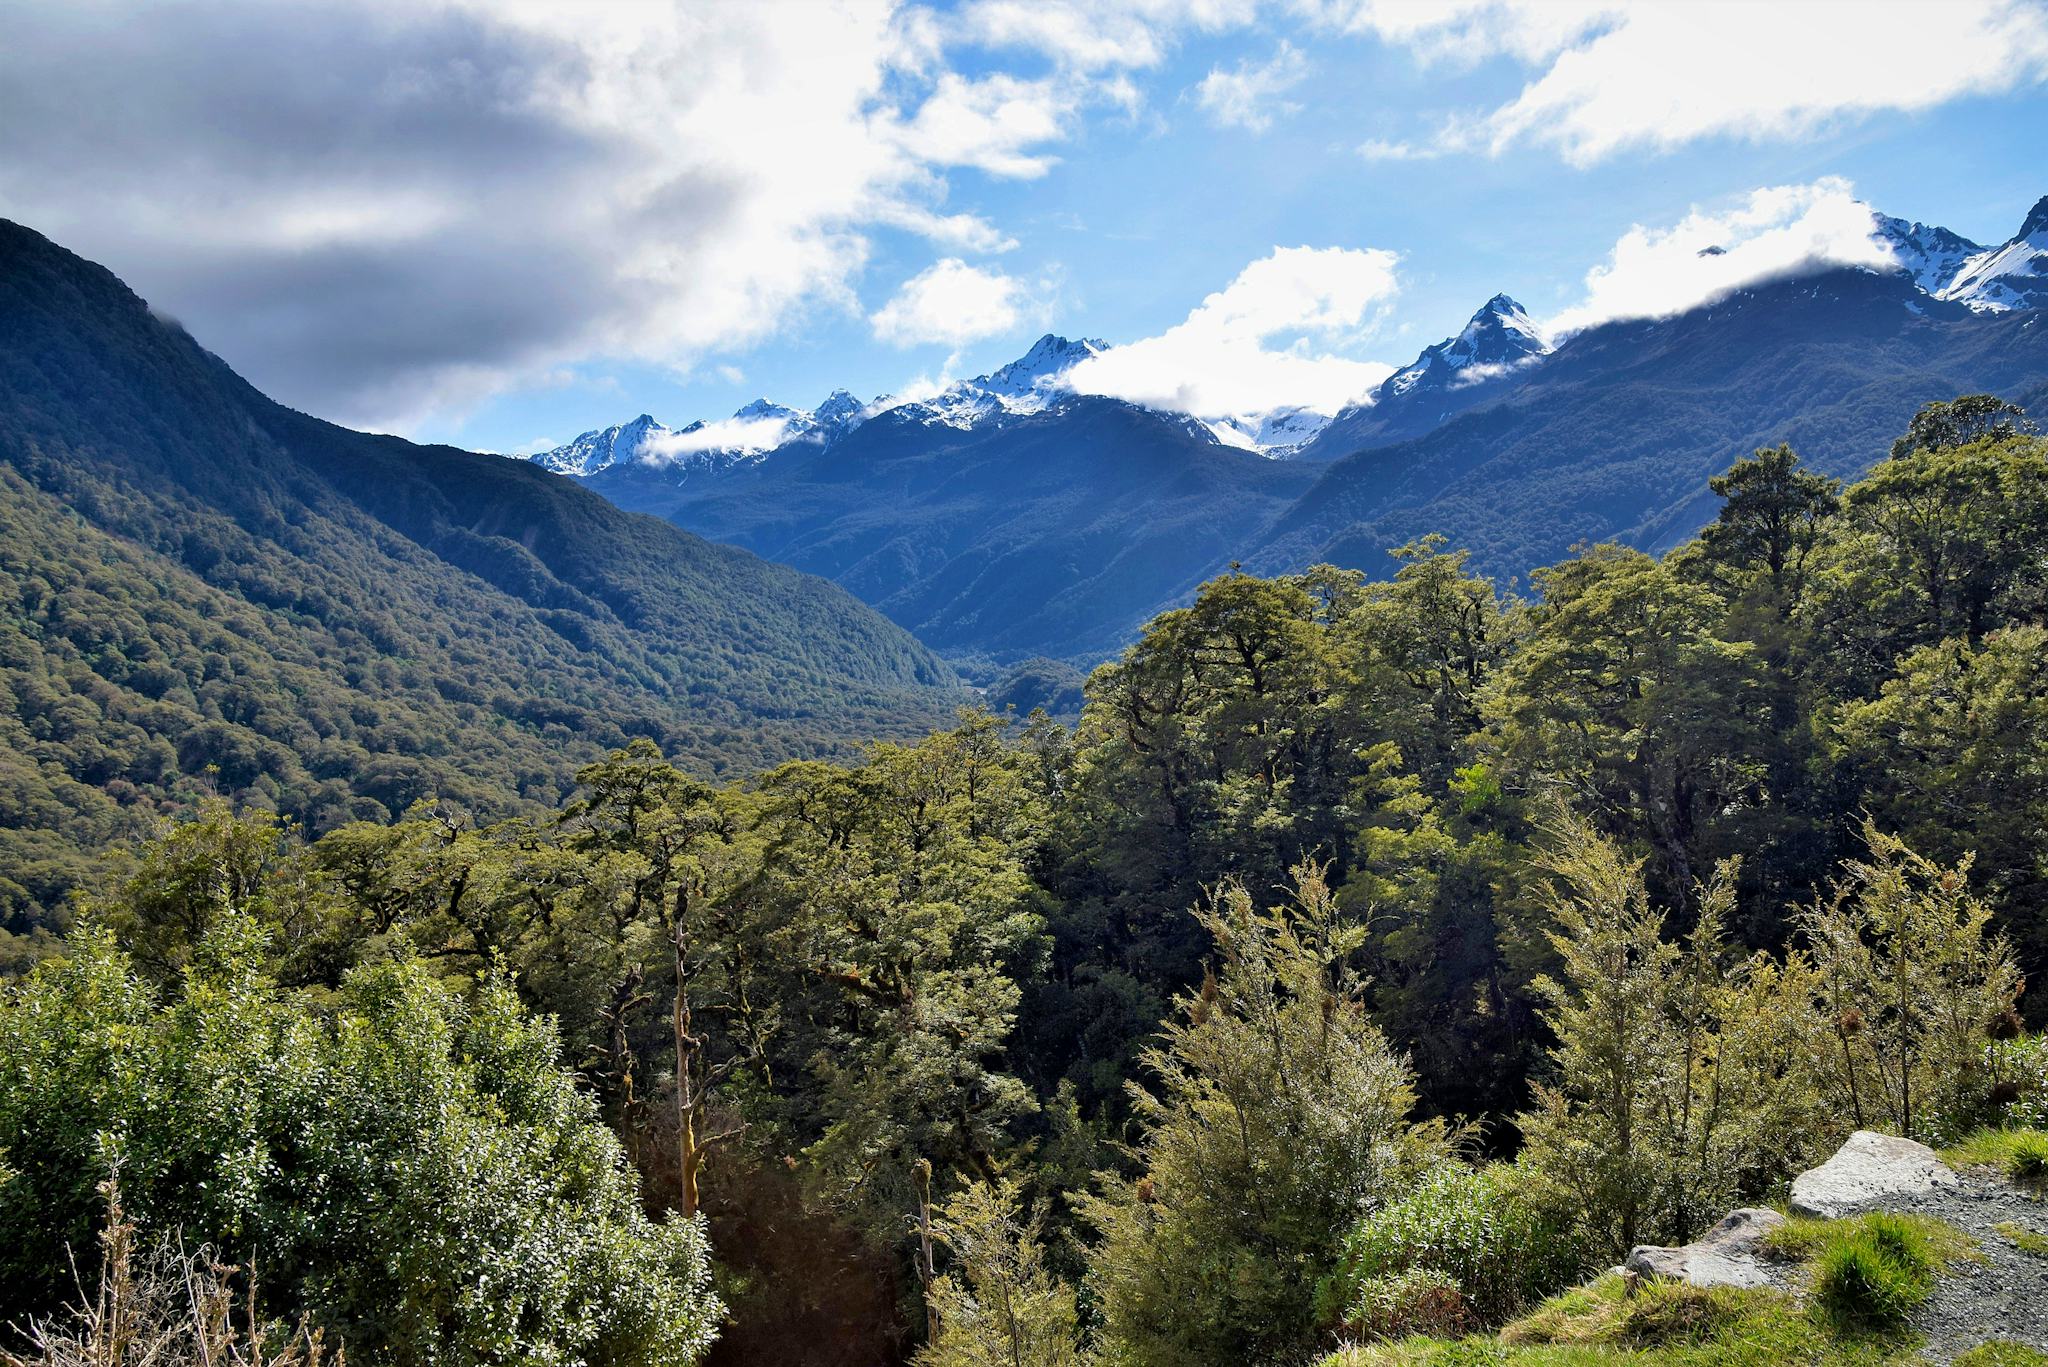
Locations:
4;398;2048;1367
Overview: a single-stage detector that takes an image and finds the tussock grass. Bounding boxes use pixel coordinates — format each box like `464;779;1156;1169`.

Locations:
1954;1344;2048;1367
1943;1127;2048;1186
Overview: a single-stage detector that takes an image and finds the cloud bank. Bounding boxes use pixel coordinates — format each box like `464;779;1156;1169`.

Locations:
1542;178;1895;336
1066;245;1399;418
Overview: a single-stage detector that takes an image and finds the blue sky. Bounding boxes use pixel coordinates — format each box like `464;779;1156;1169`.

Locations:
1;1;2044;453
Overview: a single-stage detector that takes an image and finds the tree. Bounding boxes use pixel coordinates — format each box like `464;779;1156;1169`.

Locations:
560;739;768;1218
1514;814;1827;1256
914;1178;1087;1367
1800;827;2022;1139
1696;444;1839;606
1081;864;1440;1367
1888;394;2036;460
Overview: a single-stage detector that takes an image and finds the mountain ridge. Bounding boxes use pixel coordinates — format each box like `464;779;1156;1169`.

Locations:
0;217;961;915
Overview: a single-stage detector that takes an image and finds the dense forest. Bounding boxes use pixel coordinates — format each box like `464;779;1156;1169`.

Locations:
0;219;963;949
4;397;2048;1367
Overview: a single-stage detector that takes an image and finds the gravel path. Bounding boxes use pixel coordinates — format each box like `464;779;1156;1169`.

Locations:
1870;1169;2048;1360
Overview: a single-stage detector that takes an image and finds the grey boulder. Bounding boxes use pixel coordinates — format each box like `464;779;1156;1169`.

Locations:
1624;1207;1785;1289
1789;1130;1958;1219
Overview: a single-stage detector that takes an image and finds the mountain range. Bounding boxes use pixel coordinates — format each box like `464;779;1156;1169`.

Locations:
0;219;961;920
530;194;2048;667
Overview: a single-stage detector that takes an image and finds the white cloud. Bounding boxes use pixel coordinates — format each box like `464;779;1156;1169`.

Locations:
958;0;1258;70
1543;178;1895;336
641;414;798;461
1355;136;1439;161
1314;0;2048;165
872;258;1030;347
884;72;1078;180
1196;42;1310;131
0;0;1118;434
1066;245;1399;418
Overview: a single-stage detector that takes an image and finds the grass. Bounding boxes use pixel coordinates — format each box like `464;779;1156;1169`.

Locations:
1992;1220;2048;1257
1954;1345;2048;1367
1317;1275;1895;1365
1317;1213;1983;1366
1943;1127;2048;1191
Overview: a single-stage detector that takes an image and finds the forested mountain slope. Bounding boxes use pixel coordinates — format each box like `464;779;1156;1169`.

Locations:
1260;268;2048;581
0;220;959;925
588;395;1320;664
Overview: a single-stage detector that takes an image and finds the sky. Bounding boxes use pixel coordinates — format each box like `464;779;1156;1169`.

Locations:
0;0;2045;454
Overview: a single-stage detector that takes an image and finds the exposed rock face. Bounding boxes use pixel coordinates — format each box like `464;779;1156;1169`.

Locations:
1789;1130;1959;1218
1625;1207;1785;1289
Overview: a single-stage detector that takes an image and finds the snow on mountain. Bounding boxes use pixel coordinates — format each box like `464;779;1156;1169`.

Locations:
1938;195;2048;313
1204;407;1333;457
531;195;2048;482
530;413;671;477
886;334;1109;428
1380;293;1553;401
531;388;872;477
1871;214;1988;294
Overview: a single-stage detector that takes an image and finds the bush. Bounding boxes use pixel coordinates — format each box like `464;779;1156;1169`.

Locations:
0;921;723;1367
1320;1162;1583;1335
1808;1213;1940;1334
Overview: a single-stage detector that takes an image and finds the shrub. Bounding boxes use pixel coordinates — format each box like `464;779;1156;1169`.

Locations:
1343;1268;1470;1342
1808;1213;1940;1334
1320;1161;1583;1334
0;921;723;1367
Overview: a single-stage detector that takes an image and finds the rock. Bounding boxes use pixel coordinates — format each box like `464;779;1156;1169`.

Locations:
1789;1130;1958;1218
1625;1207;1785;1289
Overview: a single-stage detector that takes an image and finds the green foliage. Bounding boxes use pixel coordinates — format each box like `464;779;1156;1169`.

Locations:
914;1177;1087;1367
0;219;960;941
1319;1275;1887;1366
1321;1162;1582;1333
1080;863;1443;1367
1514;815;1828;1256
1800;829;2022;1141
0;923;722;1367
1955;1345;2048;1367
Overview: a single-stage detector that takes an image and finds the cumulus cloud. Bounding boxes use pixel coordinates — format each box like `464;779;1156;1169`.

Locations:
1066;245;1399;418
1311;0;2048;165
871;258;1032;347
1196;42;1310;131
1542;178;1894;336
0;0;1152;434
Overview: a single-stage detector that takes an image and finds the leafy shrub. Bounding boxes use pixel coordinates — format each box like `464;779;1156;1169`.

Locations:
1989;1036;2048;1129
0;921;723;1367
1808;1213;1940;1334
1320;1162;1583;1335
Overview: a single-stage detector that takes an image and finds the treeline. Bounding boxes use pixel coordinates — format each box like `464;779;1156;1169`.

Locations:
3;397;2047;1367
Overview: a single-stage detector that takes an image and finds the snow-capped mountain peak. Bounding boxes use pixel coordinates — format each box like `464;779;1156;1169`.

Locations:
530;413;670;476
884;334;1109;429
1939;195;2048;313
1872;214;1989;295
1383;293;1552;399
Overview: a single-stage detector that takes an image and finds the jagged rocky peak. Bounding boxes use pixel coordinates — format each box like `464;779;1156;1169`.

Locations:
1381;292;1552;399
976;334;1107;401
1939;192;2048;313
2021;193;2048;241
1872;213;1988;294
